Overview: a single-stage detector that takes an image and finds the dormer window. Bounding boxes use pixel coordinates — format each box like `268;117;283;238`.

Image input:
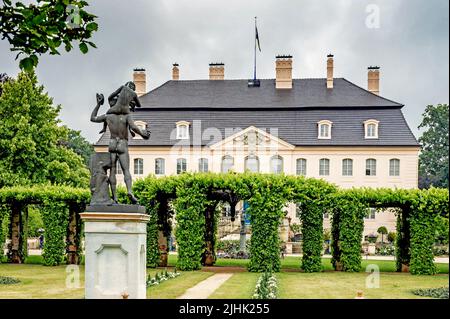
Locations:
364;119;379;139
176;121;190;139
133;121;147;139
318;120;332;139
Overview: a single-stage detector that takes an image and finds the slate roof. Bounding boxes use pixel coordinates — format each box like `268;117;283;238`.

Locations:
95;78;418;147
138;78;403;109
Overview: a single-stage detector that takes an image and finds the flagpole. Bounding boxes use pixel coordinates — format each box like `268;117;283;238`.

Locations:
253;16;257;81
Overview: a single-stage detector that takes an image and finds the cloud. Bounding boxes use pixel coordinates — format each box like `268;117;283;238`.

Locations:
0;0;448;142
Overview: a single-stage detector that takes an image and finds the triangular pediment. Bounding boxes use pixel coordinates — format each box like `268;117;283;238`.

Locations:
209;126;295;151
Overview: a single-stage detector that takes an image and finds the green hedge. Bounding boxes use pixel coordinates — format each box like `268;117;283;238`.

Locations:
0;185;89;265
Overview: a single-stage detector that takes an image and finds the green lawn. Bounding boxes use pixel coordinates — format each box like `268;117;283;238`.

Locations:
0;257;448;299
277;272;449;299
209;272;260;299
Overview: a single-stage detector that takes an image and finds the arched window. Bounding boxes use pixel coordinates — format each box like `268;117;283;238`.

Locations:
176;121;190;139
296;158;307;176
134;158;143;175
198;158;209;172
317;120;332;139
389;158;400;176
342;158;353;176
364;119;379;139
366;158;377;176
176;158;187;174
155;158;165;175
319;158;330;176
221;155;234;173
270;155;283;174
244;155;260;173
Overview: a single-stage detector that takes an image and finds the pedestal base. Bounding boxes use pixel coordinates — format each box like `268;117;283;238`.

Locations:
80;210;149;299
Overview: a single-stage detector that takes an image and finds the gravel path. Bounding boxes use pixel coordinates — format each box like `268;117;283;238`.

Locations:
177;273;233;299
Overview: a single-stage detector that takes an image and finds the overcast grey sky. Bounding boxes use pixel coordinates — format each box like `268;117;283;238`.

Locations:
1;0;448;143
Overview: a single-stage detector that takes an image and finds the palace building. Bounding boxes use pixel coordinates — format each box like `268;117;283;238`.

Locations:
94;55;419;242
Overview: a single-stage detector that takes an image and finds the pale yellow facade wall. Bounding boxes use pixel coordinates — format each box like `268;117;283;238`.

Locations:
94;142;419;240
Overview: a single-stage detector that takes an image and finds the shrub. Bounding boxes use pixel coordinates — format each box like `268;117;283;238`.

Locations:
387;231;396;243
412;287;448;299
0;276;20;284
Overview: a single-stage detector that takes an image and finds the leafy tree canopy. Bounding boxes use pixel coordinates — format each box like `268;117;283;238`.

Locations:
418;104;449;189
0;70;89;188
0;0;98;71
58;127;93;166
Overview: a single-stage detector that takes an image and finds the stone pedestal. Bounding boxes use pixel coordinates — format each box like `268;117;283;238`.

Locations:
80;207;149;299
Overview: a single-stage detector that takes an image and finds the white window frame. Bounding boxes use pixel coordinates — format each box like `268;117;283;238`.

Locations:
319;158;330;176
342;158;353;176
221;155;234;173
389;158;400;176
366;158;377;176
270;155;284;174
365;208;376;219
176;121;190;139
244;155;260;173
176;158;187;174
155;158;165;175
364;119;379;139
134;158;143;175
317;120;332;139
296;158;307;176
198;158;209;172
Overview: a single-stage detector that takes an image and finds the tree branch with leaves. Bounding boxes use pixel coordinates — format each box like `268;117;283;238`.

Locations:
0;0;98;71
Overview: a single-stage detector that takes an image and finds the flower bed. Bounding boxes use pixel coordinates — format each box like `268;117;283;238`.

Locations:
147;269;181;287
412;287;448;299
252;272;278;299
0;276;20;284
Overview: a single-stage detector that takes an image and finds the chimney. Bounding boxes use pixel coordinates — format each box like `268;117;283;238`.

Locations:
275;55;293;89
172;63;179;80
133;68;146;97
209;63;224;80
327;54;334;89
367;66;380;95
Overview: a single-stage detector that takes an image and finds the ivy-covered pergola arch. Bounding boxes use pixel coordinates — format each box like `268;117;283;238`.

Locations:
330;187;449;275
0;186;89;265
133;172;337;273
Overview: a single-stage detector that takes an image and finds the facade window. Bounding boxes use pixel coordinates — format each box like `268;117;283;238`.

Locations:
198;158;209;172
389;159;400;176
342;158;353;176
222;202;232;217
296;158;307;176
116;161;123;175
319;158;330;176
365;208;376;219
176;121;190;139
317;120;332;139
366;158;377;176
221;155;234;173
134;158;143;175
155;158;165;175
245;155;260;173
270;155;283;174
364;119;379;139
176;158;187;174
323;212;329;219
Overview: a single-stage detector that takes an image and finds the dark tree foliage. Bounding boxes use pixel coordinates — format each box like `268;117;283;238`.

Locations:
418;104;449;189
58;127;94;166
0;0;98;71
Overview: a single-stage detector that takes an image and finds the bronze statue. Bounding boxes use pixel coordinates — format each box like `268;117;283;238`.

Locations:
89;83;150;206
